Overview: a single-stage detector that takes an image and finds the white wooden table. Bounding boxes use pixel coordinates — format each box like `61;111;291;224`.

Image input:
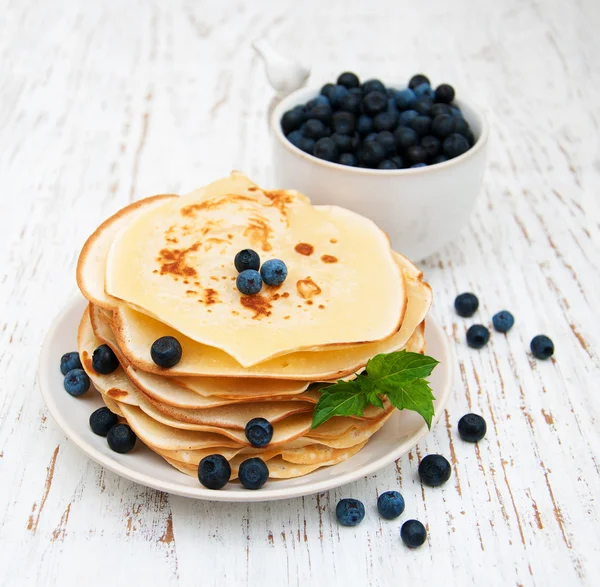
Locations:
1;1;599;585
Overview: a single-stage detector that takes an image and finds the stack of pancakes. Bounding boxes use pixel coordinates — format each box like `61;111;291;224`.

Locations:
76;173;432;481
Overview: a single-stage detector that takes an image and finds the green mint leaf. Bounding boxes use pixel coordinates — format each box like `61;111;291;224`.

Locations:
365;390;384;409
385;378;436;429
366;350;439;384
359;376;385;409
310;380;367;429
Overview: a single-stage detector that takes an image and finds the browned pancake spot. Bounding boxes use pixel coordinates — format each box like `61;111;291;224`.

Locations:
157;242;200;278
186;290;197;296
306;300;314;305
284;315;291;320
264;190;294;219
107;389;128;399
330;238;338;244
180;195;256;217
81;351;93;372
297;277;322;300
282;292;290;298
295;243;314;256
210;276;219;282
204;288;219;305
321;255;338;264
244;216;273;252
240;295;273;319
318;304;325;310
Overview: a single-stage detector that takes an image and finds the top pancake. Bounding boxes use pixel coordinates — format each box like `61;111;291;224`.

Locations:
103;173;406;367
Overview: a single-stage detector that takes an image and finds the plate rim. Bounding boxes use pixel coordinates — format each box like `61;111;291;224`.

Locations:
38;295;453;502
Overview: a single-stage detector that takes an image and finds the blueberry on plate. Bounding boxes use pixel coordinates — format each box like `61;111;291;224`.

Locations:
377;491;405;519
63;369;90;397
356;114;374;135
390;155;406;169
435;83;455;104
394;126;419;150
361;91;388;116
358;141;386;168
401;519;427;548
107;424;137;454
151;336;183;368
431;114;455;138
410;163;427;168
395;88;417;110
89;407;119;437
302;119;330;140
530;335;554;360
492;310;515;333
336;498;365;526
245;417;274;447
443;133;470;159
414;98;433;116
362;79;386;95
375;131;396;155
421;135;441;158
260;259;287;286
466;324;490;349
408;74;430;90
60;351;82;375
236;269;263;295
198;454;231;489
398;109;419;126
308;103;333;125
418;454;452;487
339;92;362;114
458;413;487;442
338;153;358;166
281;109;305;135
234;248;260;272
337;71;360;89
92;344;119;374
373;111;397;132
314;137;339;162
406;145;428;165
454;292;479;317
414;82;435;100
378;159;398;169
238;457;269;490
408;115;431;137
332;111;355;135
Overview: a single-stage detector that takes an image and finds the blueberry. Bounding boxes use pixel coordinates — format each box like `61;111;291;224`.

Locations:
320;83;334;97
238;457;269;490
292;104;309;117
408;74;430;90
406;145;428;165
414;98;433;116
236;269;263;295
356;114;374;135
378;159;398;169
348;87;363;98
458;413;487;442
414;82;435;100
307;94;330;109
387;97;398;113
297;137;316;154
400;520;427;548
328;84;349;108
377;491;405;519
492;310;515;333
410;163;427;168
373;111;397;132
466;324;490;349
151;336;183;368
454;292;479;317
234;248;260;272
530;335;554;360
361;91;387;116
336;498;365;526
314;137;339;162
418;454;452;486
337;71;360;89
281;109;305;135
198;454;231;489
338;153;358;166
435;83;455;104
302;119;330;140
449;106;463;118
339;92;362;114
286;130;303;149
358;141;386;167
408;115;431;137
398;109;419;126
443;133;470;158
63;369;90;396
308;104;333;125
390;155;406;169
395;88;417;110
464;129;476;146
362;79;386;95
331;132;358;153
92;344;119;375
421;135;441;158
89;407;119;436
375;131;396;155
453;117;471;137
60;351;82;375
431;103;452;118
432;154;449;164
332;111;355;135
363;132;378;143
260;259;287;286
394;126;419;150
245;417;274;447
431;114;455;138
107;424;137;454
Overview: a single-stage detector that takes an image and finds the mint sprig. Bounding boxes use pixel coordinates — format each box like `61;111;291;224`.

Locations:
310;350;439;430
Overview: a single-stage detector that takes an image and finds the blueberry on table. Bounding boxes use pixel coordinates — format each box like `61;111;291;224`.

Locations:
492;310;515;333
530;335;554;360
245;417;274;447
336;498;365;526
410;163;427;168
395;88;417;110
234;248;260;272
198;454;231;489
338;153;358;166
431;114;455;138
377;491;405;520
236;269;263;295
378;159;398;169
281;109;305;135
400;520;427;548
339;92;362;114
107;424;137;454
302;119;330;140
356;114;374;135
361;91;388;116
458;413;487;442
151;336;182;368
443;133;470;158
60;351;82;375
398;109;419;126
414;82;435;100
314;137;339;162
358;141;386;167
421;135;441;158
432;154;449;164
260;259;288;286
332;111;355;135
435;83;455;104
414;98;433;116
406;145;428;165
337;71;360;89
63;369;90;397
361;79;386;95
394;126;419;150
390;155;406;169
375;131;396;155
308;103;333;125
466;324;490;349
92;344;119;374
238;457;269;490
418;454;452;487
408;74;430;90
408;115;432;137
454;292;479;317
89;407;119;437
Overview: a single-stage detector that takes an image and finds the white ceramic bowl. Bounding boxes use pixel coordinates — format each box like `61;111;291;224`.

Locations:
271;87;489;260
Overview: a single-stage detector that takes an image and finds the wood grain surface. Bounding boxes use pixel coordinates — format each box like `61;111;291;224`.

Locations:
1;0;599;585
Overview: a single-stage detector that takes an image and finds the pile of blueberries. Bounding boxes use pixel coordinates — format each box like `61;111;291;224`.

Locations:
281;72;475;169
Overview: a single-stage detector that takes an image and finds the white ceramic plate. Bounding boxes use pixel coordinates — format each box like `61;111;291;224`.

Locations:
39;296;453;502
